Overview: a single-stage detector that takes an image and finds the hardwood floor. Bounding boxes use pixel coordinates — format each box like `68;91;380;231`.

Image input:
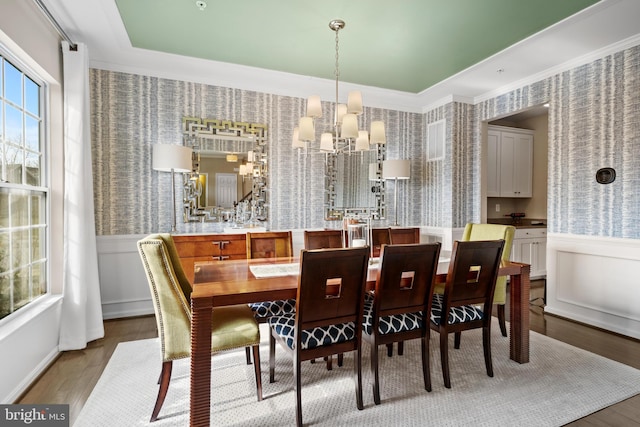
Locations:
17;281;640;426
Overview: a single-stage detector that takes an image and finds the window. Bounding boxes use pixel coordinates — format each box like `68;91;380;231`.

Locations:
0;51;48;320
427;119;445;161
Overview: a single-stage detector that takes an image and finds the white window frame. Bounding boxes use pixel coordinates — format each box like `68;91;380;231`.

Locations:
426;119;446;161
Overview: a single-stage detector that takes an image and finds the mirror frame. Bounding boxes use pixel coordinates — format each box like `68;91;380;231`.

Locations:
324;143;386;221
182;117;268;223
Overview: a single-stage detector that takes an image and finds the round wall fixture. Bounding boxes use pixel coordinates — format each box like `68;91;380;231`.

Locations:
195;1;207;11
595;167;616;184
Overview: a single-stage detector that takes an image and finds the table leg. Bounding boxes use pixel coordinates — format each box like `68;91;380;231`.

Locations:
190;296;213;427
509;264;530;363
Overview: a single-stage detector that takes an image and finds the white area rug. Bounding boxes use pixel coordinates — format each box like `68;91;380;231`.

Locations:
74;321;640;426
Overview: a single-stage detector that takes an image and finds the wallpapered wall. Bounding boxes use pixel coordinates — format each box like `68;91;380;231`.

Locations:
89;70;428;235
90;43;640;239
475;44;640;239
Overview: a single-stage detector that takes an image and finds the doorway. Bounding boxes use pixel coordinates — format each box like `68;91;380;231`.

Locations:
215;173;238;208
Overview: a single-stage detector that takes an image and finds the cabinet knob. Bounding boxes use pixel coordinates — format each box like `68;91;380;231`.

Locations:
219;255;230;260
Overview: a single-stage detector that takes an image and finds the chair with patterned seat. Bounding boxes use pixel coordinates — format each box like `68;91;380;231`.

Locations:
429;239;504;388
390;227;420;245
362;243;441;404
371;227;392;257
268;247;370;427
137;234;262;422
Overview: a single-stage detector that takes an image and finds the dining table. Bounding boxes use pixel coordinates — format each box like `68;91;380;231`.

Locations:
189;255;531;427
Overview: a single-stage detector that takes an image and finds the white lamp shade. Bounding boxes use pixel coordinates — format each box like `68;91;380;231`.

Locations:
292;127;305;148
340;113;359;139
347;91;363;115
320;133;334;151
382;159;410;180
298;117;315;141
239;164;247;175
226;154;238;162
152;144;192;172
336;104;348;124
355;130;370;151
370;121;386;144
306;95;323;118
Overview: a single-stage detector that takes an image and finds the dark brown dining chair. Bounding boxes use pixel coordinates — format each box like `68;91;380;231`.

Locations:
245;231;296;363
371;227;392;257
137;234;262;422
304;229;346;369
304;229;345;250
268;247;370;427
362;243;441;404
390;227;420;245
429;239;505;388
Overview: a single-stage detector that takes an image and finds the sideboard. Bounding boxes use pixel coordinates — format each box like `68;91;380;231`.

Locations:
173;234;247;282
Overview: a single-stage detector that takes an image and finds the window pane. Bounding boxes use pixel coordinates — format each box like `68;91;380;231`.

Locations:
3;60;22;107
10;192;28;227
25;77;39;116
32;261;46;296
0;273;10;320
31;227;46;262
0;232;8;273
11;230;29;270
25;115;39;152
5;145;23;184
12;267;30;310
5;104;23;145
30;194;44;226
25;151;40;186
0;191;8;228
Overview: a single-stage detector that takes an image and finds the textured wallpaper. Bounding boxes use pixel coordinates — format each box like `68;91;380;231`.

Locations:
90;43;640;239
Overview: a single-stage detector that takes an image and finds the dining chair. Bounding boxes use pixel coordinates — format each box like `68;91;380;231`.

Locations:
371;227;392;257
268;247;370;427
389;227;420;245
429;239;505;388
362;243;441;404
461;223;515;337
303;229;346;369
137;234;262;422
245;231;296;362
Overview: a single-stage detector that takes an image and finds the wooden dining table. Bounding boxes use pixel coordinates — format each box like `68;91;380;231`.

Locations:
189;256;531;427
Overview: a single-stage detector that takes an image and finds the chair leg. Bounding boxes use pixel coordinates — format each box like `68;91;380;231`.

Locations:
421;335;431;392
325;355;333;371
337;353;344;367
294;354;303;427
150;361;172;422
440;332;451;389
398;341;404;356
483;326;494;377
245;346;252;365
454;332;461;349
269;332;276;383
386;343;393;357
371;341;381;405
497;304;507;337
354;346;364;411
252;345;263;401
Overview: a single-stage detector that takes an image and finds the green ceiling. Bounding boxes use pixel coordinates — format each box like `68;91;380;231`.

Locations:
114;0;599;93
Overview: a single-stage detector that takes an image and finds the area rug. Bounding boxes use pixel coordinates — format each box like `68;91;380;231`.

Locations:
74;321;640;426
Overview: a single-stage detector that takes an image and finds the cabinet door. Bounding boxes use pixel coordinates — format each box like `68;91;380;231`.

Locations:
486;130;500;197
499;132;533;197
514;237;546;278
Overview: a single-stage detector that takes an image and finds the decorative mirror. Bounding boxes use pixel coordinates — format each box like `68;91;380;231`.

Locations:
325;144;386;221
182;117;268;224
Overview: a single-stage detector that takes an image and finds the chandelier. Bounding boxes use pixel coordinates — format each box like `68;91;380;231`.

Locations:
292;19;386;153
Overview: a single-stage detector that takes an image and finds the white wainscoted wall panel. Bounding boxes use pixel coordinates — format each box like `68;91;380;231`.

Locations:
546;234;640;340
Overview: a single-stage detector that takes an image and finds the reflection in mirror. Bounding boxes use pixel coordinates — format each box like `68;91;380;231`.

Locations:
325;144;386;220
182;118;268;225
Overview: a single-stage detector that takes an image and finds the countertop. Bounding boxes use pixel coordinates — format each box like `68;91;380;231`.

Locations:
486;218;547;229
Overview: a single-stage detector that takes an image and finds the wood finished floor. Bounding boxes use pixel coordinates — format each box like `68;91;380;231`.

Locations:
17;282;640;426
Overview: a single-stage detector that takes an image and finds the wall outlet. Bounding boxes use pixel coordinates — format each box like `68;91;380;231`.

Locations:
496;204;501;212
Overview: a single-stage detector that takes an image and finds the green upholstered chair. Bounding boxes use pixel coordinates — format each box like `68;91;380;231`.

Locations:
461;223;515;337
137;234;262;422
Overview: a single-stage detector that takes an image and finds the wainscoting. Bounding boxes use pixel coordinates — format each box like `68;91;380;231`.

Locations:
546;233;640;340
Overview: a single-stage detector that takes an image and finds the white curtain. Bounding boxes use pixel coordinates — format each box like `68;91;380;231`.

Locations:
58;41;104;350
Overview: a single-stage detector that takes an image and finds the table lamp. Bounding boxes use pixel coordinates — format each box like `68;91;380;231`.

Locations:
153;144;193;232
382;159;410;226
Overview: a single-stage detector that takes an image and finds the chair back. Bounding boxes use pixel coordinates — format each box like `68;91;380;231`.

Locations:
441;240;504;320
295;247;369;341
137;234;192;361
373;243;441;318
246;231;293;259
371;227;392;257
461;223;515;305
304;229;345;250
390;227;420;244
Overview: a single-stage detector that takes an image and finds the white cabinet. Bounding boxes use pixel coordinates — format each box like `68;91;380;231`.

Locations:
487;126;533;198
511;228;547;278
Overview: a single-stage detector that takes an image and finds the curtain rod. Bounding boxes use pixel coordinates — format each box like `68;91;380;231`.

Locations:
33;0;78;50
